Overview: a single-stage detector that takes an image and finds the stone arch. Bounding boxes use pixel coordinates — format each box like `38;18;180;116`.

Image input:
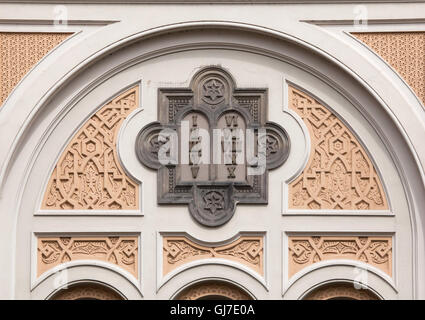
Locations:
175;280;253;300
50;282;124;300
2;21;420;298
303;282;380;300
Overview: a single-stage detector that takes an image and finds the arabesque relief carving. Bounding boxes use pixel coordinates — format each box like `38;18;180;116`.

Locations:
51;283;124;300
37;236;139;278
175;281;252;300
353;32;425;107
163;235;263;276
0;32;70;106
304;283;379;300
288;86;388;210
42;87;139;210
288;235;392;277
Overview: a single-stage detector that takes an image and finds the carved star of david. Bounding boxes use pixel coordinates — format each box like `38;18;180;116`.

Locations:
136;66;290;227
203;191;224;215
203;79;224;102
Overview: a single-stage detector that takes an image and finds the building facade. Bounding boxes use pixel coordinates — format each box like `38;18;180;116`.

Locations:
0;0;424;300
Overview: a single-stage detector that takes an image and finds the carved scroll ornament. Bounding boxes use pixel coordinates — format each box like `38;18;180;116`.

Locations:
288;86;388;210
136;67;290;226
288;235;392;277
37;236;139;278
163;235;263;276
42;87;139;210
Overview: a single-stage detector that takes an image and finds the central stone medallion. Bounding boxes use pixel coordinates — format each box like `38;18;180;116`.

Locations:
136;66;290;226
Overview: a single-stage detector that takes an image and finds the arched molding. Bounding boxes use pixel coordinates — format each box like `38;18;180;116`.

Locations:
303;281;380;300
0;21;422;298
157;264;265;300
31;264;143;300
50;281;124;300
283;261;398;300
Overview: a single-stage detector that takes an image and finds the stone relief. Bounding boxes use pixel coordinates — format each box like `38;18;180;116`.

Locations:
0;32;70;106
288;235;392;277
304;283;379;300
288;86;388;210
42;87;139;210
37;236;139;278
353;32;425;107
136;66;290;226
163;235;263;276
175;281;252;300
51;283;123;300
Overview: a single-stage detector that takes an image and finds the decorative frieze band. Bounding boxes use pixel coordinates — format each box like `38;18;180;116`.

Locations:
37;235;139;278
163;234;264;276
0;32;70;106
41;86;139;211
288;235;392;277
288;86;388;210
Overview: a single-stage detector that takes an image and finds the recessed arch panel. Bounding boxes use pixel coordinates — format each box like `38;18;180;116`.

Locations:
288;85;388;211
41;86;140;211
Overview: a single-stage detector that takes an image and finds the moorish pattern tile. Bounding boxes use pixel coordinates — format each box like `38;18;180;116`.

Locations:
42;86;139;210
288;86;388;210
353;32;425;107
37;235;139;278
0;32;70;105
288;235;392;277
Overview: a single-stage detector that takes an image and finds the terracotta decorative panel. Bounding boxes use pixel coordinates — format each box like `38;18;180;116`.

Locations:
163;235;264;276
304;283;379;300
353;32;425;106
37;236;139;278
176;281;252;300
288;86;388;210
0;32;70;106
288;235;392;277
42;86;139;210
51;283;124;300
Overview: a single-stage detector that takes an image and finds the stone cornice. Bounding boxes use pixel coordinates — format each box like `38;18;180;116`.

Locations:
1;0;424;4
